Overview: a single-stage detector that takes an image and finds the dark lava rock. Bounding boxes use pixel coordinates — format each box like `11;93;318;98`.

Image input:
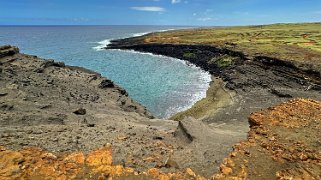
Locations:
73;108;86;115
0;45;19;58
270;88;293;98
118;88;128;96
99;79;114;88
0;92;8;97
153;136;163;140
41;60;65;68
87;123;95;127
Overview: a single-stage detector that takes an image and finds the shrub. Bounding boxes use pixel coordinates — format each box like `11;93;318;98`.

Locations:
183;52;197;59
210;55;238;68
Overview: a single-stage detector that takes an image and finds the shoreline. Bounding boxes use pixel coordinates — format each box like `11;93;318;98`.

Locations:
170;76;234;121
95;28;212;119
108;48;212;119
1;45;247;177
92;27;187;52
1;46;320;179
106;35;321;127
1;23;321;179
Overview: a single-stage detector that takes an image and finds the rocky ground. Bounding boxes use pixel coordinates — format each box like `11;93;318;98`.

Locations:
214;99;321;179
1;22;321;179
0;45;246;178
104;27;321;179
1;99;320;179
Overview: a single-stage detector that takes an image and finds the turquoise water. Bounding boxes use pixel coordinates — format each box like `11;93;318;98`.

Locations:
0;26;211;118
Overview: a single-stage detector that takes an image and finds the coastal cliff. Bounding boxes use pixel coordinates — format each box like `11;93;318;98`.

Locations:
104;23;321;178
1;22;321;179
0;45;246;178
106;24;321;134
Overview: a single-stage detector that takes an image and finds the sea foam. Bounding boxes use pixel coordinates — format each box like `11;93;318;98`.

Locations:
163;70;211;119
92;39;111;51
93;29;176;51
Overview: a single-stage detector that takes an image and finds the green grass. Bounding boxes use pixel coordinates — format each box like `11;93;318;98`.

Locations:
142;23;321;65
183;52;196;59
209;55;238;68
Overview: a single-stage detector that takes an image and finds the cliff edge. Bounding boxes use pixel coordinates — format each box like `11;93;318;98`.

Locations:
1;99;320;179
0;45;246;178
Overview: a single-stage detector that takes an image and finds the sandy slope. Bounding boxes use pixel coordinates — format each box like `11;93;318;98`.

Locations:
0;45;246;177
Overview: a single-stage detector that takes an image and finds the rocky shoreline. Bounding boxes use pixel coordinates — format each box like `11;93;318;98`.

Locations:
106;37;321;124
0;45;247;178
1;42;320;179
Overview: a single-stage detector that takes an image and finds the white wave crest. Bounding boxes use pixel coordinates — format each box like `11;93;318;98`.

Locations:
132;32;150;37
163;71;211;119
92;39;111;51
92;28;177;51
132;29;175;37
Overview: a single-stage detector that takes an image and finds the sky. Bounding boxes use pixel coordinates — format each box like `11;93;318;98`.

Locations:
0;0;320;26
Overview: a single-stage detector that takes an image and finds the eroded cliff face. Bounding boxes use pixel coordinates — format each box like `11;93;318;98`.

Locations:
1;99;320;179
0;45;247;178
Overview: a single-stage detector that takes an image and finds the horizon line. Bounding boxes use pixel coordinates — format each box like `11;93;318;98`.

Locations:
0;21;320;27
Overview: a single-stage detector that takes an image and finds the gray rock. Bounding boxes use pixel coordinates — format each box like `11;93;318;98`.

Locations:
99;79;114;88
73;108;86;115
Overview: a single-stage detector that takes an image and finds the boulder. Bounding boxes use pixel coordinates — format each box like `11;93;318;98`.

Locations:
73;108;86;115
0;45;19;58
98;79;114;88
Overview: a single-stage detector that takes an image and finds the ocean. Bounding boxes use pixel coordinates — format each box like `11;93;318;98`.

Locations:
0;25;211;118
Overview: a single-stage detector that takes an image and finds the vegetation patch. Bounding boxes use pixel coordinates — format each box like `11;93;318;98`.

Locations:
183;51;197;59
209;55;238;68
141;23;321;68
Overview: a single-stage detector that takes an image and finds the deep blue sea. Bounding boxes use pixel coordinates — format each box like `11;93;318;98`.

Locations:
0;26;211;118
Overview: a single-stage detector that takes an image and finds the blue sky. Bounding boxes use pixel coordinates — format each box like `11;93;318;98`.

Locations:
0;0;320;26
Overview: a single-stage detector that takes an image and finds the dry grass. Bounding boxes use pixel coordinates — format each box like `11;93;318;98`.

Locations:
143;23;321;64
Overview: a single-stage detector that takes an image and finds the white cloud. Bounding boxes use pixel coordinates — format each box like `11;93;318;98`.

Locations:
197;17;212;21
171;0;181;4
130;6;165;12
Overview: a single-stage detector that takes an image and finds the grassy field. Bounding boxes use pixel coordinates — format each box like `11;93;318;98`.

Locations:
142;23;321;64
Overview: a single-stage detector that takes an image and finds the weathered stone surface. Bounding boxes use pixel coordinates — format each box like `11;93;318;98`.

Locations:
1;99;320;179
0;144;207;179
213;99;321;179
99;79;115;88
0;45;19;58
1;44;321;179
73;108;86;115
